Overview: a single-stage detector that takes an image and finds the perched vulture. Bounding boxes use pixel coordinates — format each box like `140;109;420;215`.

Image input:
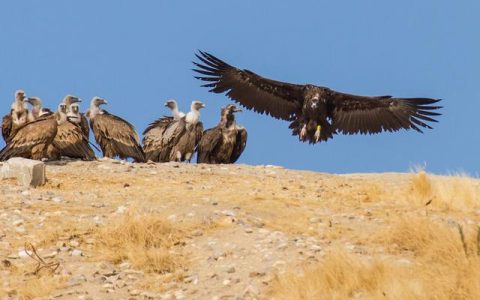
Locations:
47;103;95;161
193;51;442;144
0;109;57;161
68;102;90;138
87;97;145;162
2;90;33;143
143;99;185;162
25;96;43;120
156;101;205;162
197;104;247;164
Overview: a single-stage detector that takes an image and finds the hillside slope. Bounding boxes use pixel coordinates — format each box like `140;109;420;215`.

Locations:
1;160;480;299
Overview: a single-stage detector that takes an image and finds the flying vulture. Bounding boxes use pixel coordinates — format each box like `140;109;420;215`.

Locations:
143;99;185;162
197;104;247;164
155;101;205;162
0;108;58;161
193;51;442;144
87;97;145;162
47;102;95;161
2;90;34;143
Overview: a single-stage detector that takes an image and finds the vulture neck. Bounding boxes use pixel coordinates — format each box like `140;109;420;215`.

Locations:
89;105;103;118
11;98;26;112
185;108;200;125
31;104;42;119
220;113;236;129
57;112;68;125
172;107;185;120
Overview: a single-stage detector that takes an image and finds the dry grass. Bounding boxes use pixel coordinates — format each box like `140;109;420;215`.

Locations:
407;171;480;211
1;259;67;300
271;216;480;299
94;213;188;274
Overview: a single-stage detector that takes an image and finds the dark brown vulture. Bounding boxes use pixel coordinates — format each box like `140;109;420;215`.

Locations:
0;109;57;161
197;104;247;164
2;90;33;143
143;99;186;162
193;51;442;144
47;103;95;160
155;101;204;162
87;97;145;162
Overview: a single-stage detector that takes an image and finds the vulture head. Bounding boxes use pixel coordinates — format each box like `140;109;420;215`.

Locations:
25;97;42;107
56;103;68;124
15;90;26;102
224;104;242;114
191;100;206;111
67;103;81;123
91;96;108;108
165;99;178;110
62;95;82;109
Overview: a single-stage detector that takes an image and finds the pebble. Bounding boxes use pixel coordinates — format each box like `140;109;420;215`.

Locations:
129;289;141;296
116;206;127;214
12;219;24;226
18;250;29;258
225;266;236;273
222;279;231;286
71;249;83;257
244;228;253;233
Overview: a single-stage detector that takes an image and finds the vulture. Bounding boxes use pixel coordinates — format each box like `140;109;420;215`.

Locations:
47;102;95;161
25;96;43;120
197;104;247;164
155;101;205;162
2;90;33;143
193;51;442;144
143;99;185;162
87;97;145;162
0;108;57;161
62;95;89;138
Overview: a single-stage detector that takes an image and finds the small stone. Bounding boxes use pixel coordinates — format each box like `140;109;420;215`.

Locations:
244;228;253;233
52;197;63;203
309;217;322;223
129;289;141;296
18;250;29;258
12;219;24;226
119;262;130;270
69;240;80;247
310;245;322;252
225;266;236;273
173;290;185;299
222;279;231;286
71;249;83;257
68;275;87;287
116;206;127;214
102;283;114;289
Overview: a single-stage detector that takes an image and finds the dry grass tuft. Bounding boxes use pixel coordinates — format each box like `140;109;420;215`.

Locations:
408;171;480;211
271;216;480;299
1;260;67;300
95;213;187;274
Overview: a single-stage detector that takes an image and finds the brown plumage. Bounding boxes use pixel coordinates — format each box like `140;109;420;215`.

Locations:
197;104;247;164
193;51;442;144
68;103;90;138
143;100;187;162
154;101;205;162
0;111;57;161
87;97;145;162
47;103;95;160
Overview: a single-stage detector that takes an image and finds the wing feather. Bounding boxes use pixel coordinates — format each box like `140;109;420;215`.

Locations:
331;92;441;135
193;51;303;120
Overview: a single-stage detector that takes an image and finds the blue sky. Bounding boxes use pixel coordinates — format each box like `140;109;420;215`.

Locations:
1;1;478;174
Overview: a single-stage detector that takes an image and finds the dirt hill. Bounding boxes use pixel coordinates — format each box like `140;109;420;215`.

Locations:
1;160;480;299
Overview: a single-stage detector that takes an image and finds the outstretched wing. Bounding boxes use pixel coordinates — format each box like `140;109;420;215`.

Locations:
230;128;247;163
330;91;442;135
193;51;303;120
196;127;222;164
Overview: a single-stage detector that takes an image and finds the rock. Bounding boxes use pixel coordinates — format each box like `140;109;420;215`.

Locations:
129;289;141;296
0;158;46;187
222;279;231;286
225;266;236;273
68;274;87;287
116;206;127;214
18;250;29;258
71;249;83;257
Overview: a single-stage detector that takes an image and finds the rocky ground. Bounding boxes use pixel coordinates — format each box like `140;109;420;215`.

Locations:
1;160;479;300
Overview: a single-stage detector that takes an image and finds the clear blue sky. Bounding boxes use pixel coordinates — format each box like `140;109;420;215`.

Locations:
1;1;478;174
